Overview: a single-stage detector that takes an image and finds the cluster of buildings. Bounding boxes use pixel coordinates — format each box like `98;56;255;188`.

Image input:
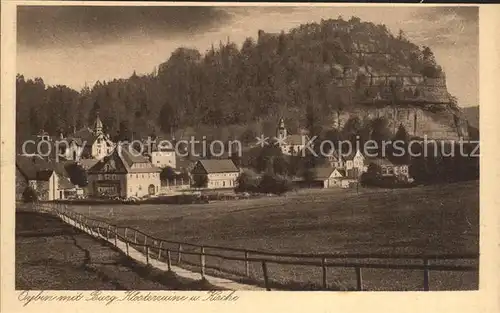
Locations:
16;114;241;201
275;118;412;188
16;114;412;202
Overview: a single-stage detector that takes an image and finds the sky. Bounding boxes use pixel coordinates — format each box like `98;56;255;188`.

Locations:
17;5;479;107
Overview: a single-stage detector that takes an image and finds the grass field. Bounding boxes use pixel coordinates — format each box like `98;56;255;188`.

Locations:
16;211;222;290
65;181;479;291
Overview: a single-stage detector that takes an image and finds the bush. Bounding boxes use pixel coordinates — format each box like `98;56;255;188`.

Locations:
259;173;292;195
160;166;177;182
22;186;38;203
65;163;88;187
235;170;260;193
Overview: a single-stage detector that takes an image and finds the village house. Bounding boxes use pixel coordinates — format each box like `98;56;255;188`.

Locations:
191;159;240;189
16;155;76;201
311;167;346;188
142;136;177;169
344;149;369;178
87;143;161;198
325;149;345;168
62;114;115;161
275;118;308;156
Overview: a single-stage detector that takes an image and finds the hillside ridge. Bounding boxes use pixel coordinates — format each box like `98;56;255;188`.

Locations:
16;16;471;142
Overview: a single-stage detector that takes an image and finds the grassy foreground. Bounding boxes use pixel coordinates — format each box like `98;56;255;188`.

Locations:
66;181;479;291
16;211;221;290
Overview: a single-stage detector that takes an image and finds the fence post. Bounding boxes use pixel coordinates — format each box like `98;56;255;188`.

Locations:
321;257;327;289
200;246;206;278
134;230;137;244
355;267;363;291
423;259;430;291
158;241;163;260
114;226;118;246
262;261;270;291
126;241;129;256
166;249;172;271
146;246;149;265
245;251;250;277
177;244;182;264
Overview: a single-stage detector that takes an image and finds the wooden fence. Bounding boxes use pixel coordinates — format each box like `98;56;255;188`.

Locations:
26;203;479;291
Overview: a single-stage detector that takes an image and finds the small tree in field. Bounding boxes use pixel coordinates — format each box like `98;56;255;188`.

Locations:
160;166;177;182
235;170;260;193
192;175;208;189
22;186;38;203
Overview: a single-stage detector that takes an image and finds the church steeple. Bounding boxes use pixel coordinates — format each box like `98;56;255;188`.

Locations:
94;112;103;135
277;117;287;138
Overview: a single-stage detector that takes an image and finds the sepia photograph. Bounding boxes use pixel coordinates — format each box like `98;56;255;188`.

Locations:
13;4;481;293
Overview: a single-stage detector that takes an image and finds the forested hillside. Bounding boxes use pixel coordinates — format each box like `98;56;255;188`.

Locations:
16;15;465;144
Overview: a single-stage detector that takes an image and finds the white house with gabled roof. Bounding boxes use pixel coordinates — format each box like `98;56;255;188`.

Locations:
87;143;161;198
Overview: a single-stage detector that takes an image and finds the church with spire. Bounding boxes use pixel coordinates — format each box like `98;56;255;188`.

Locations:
61;113;115;161
275;117;307;156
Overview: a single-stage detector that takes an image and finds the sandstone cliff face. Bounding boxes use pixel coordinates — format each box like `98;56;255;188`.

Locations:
333;106;468;141
330;73;470;140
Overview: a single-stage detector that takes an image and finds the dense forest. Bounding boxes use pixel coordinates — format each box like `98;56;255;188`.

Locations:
17;16;451;144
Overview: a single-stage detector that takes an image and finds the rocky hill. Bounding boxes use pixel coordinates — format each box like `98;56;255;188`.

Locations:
16;16;471;142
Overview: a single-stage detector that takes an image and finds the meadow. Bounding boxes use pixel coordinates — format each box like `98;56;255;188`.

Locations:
65;181;479;291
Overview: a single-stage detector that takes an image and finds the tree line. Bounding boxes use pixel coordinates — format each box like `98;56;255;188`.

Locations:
17;16;446;145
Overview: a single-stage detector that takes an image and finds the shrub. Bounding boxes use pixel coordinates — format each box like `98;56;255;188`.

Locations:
160;166;177;182
22;186;38;203
235;169;260;193
192;175;208;188
259;173;292;195
65;163;88;187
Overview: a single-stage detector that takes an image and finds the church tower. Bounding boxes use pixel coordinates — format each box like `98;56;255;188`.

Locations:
94;112;103;135
276;117;287;139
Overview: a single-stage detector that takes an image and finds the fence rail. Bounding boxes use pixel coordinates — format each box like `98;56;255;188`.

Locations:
24;203;479;291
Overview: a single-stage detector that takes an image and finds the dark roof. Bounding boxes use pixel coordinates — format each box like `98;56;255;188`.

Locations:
58;176;75;189
16;155;77;188
88;144;161;174
35;170;54;181
196;159;239;174
49;160;70;178
78;159;99;170
336;169;346;176
119;144;151;165
16;155;53;180
312;167;336;180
